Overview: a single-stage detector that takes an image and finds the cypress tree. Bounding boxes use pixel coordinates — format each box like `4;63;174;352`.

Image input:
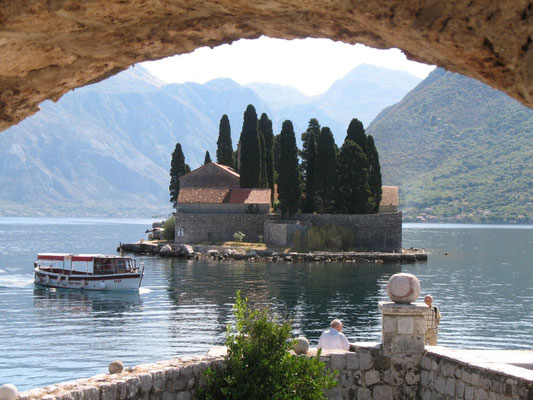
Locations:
204;150;212;165
366;135;382;213
336;140;371;214
233;145;240;172
273;133;281;180
345;118;367;152
216;114;234;167
300;118;321;178
169;143;191;209
258;113;275;197
315;127;337;213
278;120;301;216
239;105;261;188
302;132;317;213
258;131;268;188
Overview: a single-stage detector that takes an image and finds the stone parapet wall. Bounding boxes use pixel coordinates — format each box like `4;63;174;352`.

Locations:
289;213;402;252
174;213;275;244
318;344;421;400
18;354;225;400
17;346;533;400
420;349;533;400
18;345;420;400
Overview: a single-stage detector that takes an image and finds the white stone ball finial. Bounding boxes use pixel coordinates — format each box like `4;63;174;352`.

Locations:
293;337;310;355
0;384;18;400
386;273;420;303
108;360;124;374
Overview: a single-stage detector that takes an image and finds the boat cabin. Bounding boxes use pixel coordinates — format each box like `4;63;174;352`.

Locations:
36;253;137;275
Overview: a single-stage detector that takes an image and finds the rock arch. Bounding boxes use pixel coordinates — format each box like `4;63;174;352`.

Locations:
1;0;532;131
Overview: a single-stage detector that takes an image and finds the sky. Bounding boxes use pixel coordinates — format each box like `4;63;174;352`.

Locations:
142;36;435;96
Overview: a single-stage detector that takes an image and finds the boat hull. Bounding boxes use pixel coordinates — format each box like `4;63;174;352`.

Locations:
34;268;143;291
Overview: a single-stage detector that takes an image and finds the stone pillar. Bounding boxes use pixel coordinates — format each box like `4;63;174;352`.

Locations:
380;272;427;356
379;302;427;356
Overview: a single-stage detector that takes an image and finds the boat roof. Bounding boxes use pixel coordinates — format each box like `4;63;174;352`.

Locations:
37;253;130;262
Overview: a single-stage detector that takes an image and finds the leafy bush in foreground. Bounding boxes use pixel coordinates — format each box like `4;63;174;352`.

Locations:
198;292;337;400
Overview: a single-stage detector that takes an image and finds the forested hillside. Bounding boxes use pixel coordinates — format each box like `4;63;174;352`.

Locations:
368;68;533;223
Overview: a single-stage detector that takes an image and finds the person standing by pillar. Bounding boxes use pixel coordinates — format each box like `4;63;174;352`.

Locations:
424;294;441;345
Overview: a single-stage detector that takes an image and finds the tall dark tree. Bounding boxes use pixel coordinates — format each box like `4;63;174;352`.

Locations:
216;114;234;167
169;143;191;209
302;132;317;213
272;133;281;181
258;113;275;197
366;135;382;213
278;120;301;215
345;118;367;152
336;140;371;214
239;105;261;188
258;131;268;188
300;118;321;179
315;127;337;213
204;150;212;165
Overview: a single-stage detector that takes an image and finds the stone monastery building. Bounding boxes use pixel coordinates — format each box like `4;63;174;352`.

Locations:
174;162;401;252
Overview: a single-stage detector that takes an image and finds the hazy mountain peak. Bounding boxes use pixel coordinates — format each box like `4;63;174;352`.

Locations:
204;78;241;91
81;65;165;93
341;64;421;82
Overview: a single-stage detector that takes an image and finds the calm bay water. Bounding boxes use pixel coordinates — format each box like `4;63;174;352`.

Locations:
0;218;531;390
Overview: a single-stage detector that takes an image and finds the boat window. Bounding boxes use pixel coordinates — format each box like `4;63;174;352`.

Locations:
94;259;114;275
116;258;129;273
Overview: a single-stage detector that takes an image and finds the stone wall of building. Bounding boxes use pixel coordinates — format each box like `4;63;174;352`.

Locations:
176;203;270;214
419;349;533;400
263;220;311;247
287;213;402;252
174;213;274;244
174;212;402;251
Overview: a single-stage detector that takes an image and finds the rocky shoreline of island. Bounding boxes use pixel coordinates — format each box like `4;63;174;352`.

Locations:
118;242;427;263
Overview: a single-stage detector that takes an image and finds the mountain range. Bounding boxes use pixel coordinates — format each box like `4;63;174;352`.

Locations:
0;64;419;216
368;68;532;223
1;64;531;222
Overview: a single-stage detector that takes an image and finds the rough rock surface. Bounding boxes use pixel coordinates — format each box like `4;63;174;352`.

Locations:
1;0;533;131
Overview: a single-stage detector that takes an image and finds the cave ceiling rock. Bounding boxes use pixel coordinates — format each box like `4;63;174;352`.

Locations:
1;0;532;131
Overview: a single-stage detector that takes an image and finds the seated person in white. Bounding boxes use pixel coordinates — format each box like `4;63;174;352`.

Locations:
317;319;350;350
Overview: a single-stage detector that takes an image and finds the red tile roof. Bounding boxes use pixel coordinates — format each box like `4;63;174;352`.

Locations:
228;189;271;204
178;188;230;204
178;188;271;204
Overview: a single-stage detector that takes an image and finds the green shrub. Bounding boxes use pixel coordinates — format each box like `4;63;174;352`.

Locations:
233;231;245;242
199;292;337;400
162;216;175;241
292;225;356;252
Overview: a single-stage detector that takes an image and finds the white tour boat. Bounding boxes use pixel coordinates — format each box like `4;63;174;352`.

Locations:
34;253;144;291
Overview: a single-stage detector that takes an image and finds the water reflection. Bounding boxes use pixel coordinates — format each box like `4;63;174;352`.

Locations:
163;259;401;343
33;287;142;316
0;219;531;391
